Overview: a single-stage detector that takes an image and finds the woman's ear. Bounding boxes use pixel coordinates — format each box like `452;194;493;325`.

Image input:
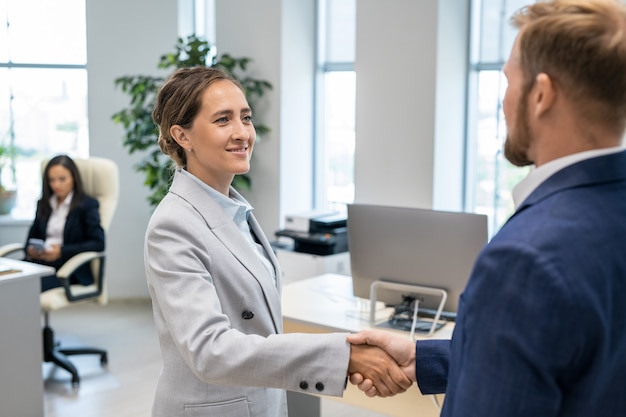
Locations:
170;125;190;148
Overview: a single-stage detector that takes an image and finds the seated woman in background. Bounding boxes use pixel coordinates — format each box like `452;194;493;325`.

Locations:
25;154;105;291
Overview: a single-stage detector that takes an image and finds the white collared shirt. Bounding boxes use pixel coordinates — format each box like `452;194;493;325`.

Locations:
512;146;625;210
46;191;74;247
180;169;276;283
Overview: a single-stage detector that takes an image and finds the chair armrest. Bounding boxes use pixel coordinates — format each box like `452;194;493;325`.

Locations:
56;251;106;302
0;242;25;257
56;251;104;279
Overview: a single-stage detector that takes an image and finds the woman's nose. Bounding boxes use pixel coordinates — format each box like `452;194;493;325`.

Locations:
232;121;252;140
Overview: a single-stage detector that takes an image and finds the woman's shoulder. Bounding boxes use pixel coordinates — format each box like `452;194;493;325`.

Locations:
77;194;99;209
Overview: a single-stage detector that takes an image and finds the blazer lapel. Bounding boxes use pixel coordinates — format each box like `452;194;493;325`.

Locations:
169;171;283;333
510;150;626;221
63;208;78;242
246;212;284;332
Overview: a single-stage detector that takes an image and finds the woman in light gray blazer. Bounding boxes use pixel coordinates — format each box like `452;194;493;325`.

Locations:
145;67;410;417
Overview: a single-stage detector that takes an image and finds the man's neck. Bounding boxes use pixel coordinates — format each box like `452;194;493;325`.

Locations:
532;123;623;167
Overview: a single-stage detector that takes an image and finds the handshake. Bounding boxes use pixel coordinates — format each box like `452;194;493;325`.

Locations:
347;330;417;398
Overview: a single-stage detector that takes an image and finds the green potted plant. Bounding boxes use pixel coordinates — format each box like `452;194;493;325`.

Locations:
0;141;17;215
112;34;272;207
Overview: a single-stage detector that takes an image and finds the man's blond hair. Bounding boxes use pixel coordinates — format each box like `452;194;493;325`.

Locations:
512;0;626;132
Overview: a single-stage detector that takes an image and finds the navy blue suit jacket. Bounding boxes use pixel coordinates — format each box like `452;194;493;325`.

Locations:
26;195;105;286
415;150;626;416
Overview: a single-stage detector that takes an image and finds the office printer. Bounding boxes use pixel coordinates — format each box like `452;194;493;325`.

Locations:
275;211;348;256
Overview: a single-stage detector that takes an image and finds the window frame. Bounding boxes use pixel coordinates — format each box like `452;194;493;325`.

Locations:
0;0;89;218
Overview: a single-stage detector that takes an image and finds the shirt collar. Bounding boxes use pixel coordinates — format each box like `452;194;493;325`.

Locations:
49;190;74;210
179;169;253;222
512;145;625;209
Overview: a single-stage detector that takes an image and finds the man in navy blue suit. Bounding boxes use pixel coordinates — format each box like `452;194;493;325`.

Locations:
348;1;626;416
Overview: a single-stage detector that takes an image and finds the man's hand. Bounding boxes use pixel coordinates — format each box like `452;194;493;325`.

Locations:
348;343;412;397
347;330;416;397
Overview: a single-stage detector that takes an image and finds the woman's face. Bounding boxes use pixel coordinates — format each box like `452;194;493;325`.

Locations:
173;79;256;193
48;164;75;202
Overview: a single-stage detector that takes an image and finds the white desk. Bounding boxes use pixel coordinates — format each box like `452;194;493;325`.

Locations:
0;258;54;417
282;273;452;417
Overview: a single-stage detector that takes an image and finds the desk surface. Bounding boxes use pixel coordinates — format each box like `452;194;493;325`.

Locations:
0;256;55;285
281;273;454;339
281;273;451;417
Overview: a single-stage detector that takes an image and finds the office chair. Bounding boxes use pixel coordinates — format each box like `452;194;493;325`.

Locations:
0;157;119;386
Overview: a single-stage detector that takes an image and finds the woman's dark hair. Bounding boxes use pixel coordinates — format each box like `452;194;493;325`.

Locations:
36;155;85;219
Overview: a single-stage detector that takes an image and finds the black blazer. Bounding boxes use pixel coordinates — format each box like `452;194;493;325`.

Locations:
26;195;105;286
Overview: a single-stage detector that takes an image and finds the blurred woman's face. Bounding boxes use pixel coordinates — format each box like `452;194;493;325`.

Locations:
48;165;75;202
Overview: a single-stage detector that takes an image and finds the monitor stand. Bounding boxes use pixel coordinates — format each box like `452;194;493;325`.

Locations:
369;280;448;336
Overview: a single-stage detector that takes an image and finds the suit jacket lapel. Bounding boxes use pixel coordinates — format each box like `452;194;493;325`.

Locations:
169;170;283;333
63;207;78;242
510;150;626;221
246;212;284;332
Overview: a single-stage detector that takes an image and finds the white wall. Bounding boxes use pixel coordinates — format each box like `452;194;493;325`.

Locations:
279;0;317;219
86;0;178;298
434;0;471;211
354;0;469;210
215;0;317;238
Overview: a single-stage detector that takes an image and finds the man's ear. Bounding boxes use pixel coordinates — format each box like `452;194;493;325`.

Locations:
531;73;556;118
170;125;190;148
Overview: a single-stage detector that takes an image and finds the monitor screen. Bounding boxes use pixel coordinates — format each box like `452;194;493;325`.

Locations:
347;204;488;314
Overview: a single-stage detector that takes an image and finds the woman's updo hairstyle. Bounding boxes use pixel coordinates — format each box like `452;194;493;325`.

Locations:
152;67;242;167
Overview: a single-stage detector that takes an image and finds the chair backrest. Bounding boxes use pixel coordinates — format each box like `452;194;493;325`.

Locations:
72;158;119;233
41;157;119;233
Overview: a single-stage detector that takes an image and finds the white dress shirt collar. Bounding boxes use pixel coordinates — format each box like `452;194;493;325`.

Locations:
180;169;276;282
512;145;625;209
179;169;253;219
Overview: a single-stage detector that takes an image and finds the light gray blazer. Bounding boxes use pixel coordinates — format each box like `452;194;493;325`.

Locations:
145;170;350;417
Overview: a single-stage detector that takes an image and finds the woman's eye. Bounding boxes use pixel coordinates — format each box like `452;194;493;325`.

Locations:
243;115;253;123
216;117;229;123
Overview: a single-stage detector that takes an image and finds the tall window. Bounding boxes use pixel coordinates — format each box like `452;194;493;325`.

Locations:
0;0;89;218
465;0;531;233
315;0;356;213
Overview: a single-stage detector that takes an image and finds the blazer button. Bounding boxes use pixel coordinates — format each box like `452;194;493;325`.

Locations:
299;381;309;390
242;310;254;319
315;382;325;392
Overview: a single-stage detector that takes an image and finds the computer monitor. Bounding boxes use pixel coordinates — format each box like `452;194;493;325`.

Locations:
347;204;488;315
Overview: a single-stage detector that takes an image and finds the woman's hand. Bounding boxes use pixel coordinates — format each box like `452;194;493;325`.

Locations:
38;244;62;262
26;245;43;260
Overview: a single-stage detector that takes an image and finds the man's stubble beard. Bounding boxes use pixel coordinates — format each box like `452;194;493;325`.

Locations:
503;92;534;167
